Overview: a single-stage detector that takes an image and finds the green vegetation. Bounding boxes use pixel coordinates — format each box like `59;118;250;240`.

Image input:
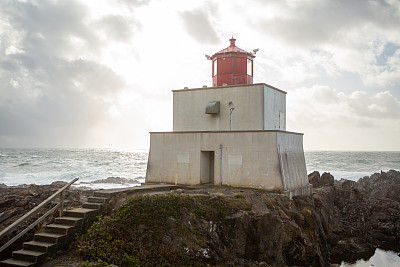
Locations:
77;194;250;266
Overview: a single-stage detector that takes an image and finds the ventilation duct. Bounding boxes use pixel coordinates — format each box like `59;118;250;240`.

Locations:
205;101;220;114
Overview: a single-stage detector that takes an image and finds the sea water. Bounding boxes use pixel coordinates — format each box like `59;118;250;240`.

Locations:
305;150;400;181
341;249;400;267
0;148;147;189
0;149;399;188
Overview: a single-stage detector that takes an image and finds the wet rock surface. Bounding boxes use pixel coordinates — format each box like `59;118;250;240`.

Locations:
313;169;400;264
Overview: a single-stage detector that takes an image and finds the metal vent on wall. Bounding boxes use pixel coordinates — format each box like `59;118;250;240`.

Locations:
205;101;220;114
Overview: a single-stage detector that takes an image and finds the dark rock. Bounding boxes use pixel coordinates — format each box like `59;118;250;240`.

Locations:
51;181;68;187
320;172;334;186
312;170;400;263
308;171;334;187
308;171;320;186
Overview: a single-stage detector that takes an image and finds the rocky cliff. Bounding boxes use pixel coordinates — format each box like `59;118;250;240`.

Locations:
311;170;400;263
76;170;400;266
2;170;399;266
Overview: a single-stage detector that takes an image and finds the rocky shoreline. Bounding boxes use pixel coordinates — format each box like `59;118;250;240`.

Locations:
310;169;400;263
1;170;399;266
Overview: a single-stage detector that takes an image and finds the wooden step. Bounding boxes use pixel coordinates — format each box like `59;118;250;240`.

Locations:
33;232;66;244
82;202;102;209
93;191;112;198
63;208;98;219
23;240;55;253
12;249;46;263
55;216;83;226
88;196;108;203
0;258;34;267
44;224;75;235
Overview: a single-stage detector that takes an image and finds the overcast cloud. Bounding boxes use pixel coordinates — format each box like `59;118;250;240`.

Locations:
0;0;399;150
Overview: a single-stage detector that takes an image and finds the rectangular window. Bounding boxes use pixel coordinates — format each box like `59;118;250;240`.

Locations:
213;60;217;76
247;59;253;76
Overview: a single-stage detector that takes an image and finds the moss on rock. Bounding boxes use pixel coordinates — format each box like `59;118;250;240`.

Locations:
77;194;250;266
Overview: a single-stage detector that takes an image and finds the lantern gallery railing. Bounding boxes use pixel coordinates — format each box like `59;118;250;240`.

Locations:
0;178;79;253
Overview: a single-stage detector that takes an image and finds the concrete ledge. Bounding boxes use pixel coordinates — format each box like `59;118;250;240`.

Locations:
94;184;184;198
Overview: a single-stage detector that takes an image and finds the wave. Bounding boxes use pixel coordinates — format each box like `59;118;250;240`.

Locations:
15;162;30;167
81;177;142;185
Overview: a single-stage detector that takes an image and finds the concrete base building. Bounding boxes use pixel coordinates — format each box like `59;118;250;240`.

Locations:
146;38;311;197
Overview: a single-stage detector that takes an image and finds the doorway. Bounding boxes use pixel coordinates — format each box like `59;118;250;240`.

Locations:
200;151;215;184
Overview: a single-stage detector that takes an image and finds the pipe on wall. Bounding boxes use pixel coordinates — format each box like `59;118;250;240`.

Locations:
219;144;223;185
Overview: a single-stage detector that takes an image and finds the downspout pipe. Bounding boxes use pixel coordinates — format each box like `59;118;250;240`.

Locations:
219;144;222;185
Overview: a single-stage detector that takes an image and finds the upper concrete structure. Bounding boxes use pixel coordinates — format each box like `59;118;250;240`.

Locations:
173;83;286;132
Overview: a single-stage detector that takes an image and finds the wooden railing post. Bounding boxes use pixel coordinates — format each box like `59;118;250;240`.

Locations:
59;192;63;217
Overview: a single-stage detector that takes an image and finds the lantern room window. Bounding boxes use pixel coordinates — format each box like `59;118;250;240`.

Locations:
247;59;253;76
213;60;217;76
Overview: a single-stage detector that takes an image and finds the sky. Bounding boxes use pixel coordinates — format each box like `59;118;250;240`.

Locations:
0;0;399;151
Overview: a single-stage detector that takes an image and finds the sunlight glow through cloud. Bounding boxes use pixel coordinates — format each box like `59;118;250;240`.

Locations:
0;0;399;150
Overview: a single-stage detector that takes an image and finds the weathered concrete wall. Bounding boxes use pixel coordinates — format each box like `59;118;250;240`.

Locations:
277;132;308;192
264;86;286;130
146;131;307;191
173;83;286;132
146;132;202;185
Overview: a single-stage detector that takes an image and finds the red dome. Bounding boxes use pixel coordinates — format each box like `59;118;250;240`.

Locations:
212;37;254;57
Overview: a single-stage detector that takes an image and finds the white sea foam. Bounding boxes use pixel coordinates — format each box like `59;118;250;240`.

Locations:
0;148;148;188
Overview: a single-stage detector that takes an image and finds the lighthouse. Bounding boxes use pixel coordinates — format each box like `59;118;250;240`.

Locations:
146;37;311;198
208;37;256;87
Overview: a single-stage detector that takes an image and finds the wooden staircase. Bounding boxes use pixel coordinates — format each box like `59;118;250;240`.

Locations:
1;195;109;267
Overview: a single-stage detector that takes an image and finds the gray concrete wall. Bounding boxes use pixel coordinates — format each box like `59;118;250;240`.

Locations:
147;131;307;191
173;83;286;132
146;132;202;185
277;132;308;191
264;85;286;130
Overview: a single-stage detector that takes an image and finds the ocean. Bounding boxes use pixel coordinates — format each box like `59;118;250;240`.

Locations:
0;148;399;188
0;148;147;189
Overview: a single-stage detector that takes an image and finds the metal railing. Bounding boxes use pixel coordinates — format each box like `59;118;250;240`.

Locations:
0;178;79;253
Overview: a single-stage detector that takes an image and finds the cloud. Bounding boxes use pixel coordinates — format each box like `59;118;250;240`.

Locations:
118;0;151;7
253;0;400;87
348;90;400;119
96;15;135;42
180;8;219;44
287;85;400;150
260;0;400;47
0;0;129;147
0;0;100;58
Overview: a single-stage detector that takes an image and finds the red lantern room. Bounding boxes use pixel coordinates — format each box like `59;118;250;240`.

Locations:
208;37;256;87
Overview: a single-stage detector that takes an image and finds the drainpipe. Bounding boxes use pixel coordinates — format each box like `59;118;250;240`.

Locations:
219;144;223;185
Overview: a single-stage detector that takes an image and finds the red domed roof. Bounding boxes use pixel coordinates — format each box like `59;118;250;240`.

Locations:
212;37;254;58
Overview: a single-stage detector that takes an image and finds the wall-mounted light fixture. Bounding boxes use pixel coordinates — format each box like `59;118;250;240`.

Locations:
229;101;235;131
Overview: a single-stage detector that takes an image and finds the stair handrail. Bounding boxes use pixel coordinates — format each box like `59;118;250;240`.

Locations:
0;178;79;252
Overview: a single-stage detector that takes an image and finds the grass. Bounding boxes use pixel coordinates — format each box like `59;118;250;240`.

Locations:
77;193;250;266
